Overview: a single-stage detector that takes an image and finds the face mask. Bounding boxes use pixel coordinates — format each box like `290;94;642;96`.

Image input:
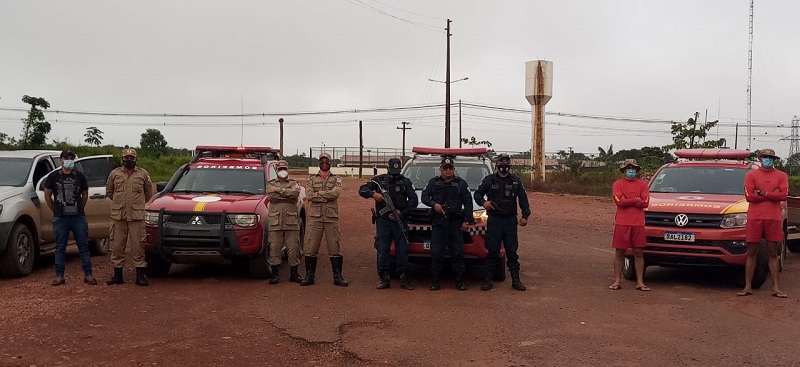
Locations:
761;157;774;168
497;164;511;175
63;160;75;169
123;159;136;169
277;170;289;179
625;169;637;179
319;161;331;171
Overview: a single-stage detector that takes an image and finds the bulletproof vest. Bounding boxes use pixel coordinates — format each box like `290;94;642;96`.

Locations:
433;178;463;215
377;174;408;211
488;175;519;214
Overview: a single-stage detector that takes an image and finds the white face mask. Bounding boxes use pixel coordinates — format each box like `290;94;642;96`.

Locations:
277;170;289;179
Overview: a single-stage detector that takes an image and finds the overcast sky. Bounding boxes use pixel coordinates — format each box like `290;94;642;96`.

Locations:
1;1;798;157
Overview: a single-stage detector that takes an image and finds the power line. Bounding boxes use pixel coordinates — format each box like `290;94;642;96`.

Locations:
366;0;444;21
342;0;442;33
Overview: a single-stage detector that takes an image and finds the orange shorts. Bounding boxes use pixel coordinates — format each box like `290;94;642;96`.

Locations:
745;219;783;243
612;225;646;249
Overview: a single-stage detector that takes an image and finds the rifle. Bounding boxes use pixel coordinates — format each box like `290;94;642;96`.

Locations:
369;179;410;246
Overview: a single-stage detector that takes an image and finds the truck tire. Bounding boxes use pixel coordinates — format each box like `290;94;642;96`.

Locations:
0;224;35;278
248;252;270;279
751;243;770;289
493;255;507;281
788;239;800;253
145;252;172;277
622;256;637;281
89;238;110;257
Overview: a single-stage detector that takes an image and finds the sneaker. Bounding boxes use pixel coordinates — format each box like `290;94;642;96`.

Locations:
51;277;65;286
84;275;98;286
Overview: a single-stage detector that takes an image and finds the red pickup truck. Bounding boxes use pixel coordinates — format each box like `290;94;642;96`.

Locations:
628;148;787;288
142;146;306;278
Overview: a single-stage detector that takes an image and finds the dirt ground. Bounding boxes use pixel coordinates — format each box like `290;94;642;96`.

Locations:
2;177;800;367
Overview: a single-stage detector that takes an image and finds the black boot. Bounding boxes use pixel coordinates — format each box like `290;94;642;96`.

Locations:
269;265;280;284
481;261;495;291
289;266;302;283
400;273;414;290
376;272;391;289
331;256;349;287
429;274;441;291
455;273;467;291
106;267;124;285
511;270;527;291
135;267;149;286
300;256;317;286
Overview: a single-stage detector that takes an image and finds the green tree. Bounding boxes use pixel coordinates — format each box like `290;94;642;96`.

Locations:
597;144;615;164
785;153;800;176
460;136;492;148
140;128;169;157
663;113;726;150
19;95;51;149
84;126;104;146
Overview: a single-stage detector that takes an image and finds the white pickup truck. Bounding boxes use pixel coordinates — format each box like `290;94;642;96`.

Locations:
0;150;116;277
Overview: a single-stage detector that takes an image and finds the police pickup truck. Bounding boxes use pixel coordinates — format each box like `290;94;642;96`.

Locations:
143;146;305;278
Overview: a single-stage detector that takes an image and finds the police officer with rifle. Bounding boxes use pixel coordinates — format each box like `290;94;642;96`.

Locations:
474;153;531;291
359;158;418;290
421;156;473;291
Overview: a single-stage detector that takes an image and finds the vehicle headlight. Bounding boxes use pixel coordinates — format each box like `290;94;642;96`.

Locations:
229;214;259;227
145;211;160;225
473;209;488;223
721;213;747;228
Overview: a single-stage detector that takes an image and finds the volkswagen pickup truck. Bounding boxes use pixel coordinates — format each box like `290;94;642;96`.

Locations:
626;148;786;288
142;146;305;278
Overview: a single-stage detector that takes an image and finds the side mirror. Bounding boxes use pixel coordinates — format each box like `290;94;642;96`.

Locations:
156;181;168;192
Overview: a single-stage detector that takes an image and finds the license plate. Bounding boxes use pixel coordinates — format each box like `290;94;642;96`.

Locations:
664;231;695;242
423;240;431;250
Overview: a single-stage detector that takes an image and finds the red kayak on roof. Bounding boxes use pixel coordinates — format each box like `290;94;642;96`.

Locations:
411;147;487;156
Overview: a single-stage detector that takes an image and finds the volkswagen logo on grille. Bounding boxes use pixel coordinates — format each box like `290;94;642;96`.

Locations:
674;214;689;227
191;216;203;225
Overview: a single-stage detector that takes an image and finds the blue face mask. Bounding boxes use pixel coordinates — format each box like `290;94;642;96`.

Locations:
625;168;637;179
761;157;774;168
63;160;75;169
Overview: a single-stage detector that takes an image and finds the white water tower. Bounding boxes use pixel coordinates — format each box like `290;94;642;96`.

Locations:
525;60;553;182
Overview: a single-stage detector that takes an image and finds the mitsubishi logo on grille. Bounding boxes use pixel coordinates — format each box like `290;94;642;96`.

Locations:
674;214;689;227
191;216;203;225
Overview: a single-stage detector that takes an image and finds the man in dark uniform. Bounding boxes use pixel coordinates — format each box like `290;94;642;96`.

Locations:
359;158;418;290
474;153;531;291
421;156;473;291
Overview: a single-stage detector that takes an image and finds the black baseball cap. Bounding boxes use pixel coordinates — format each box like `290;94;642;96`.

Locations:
60;150;76;159
387;158;402;174
440;157;455;168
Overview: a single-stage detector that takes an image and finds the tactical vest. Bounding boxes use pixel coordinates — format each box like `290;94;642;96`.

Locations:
377;174;408;212
433;178;463;216
488;175;519;214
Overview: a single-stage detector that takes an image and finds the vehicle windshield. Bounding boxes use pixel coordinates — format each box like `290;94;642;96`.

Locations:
0;158;32;187
649;166;750;195
403;162;491;190
171;168;266;195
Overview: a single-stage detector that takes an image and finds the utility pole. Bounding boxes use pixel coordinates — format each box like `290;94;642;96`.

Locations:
279;118;284;157
359;120;363;179
444;18;452;148
735;123;739;149
397;121;411;164
747;0;754;150
458;99;462;148
689;111;699;148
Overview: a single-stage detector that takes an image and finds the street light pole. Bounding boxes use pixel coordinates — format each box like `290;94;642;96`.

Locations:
445;19;451;148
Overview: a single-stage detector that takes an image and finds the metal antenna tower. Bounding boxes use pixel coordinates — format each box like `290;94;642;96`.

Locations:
790;116;800;158
747;0;754;150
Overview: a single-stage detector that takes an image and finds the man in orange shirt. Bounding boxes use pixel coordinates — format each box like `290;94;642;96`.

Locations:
609;159;650;291
739;148;788;298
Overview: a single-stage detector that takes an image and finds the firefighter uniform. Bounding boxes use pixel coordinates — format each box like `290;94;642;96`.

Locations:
358;158;419;290
105;148;153;286
421;157;473;291
301;153;348;286
474;153;531;291
267;160;302;284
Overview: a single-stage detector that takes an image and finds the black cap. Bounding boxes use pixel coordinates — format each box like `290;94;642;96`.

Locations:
60;150;76;159
387;158;402;174
496;153;511;163
440;157;455;168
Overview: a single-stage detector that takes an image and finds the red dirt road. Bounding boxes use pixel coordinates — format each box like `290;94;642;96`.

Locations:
2;177;799;367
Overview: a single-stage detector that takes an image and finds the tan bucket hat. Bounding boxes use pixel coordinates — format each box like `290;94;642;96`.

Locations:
619;159;641;172
757;148;779;159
